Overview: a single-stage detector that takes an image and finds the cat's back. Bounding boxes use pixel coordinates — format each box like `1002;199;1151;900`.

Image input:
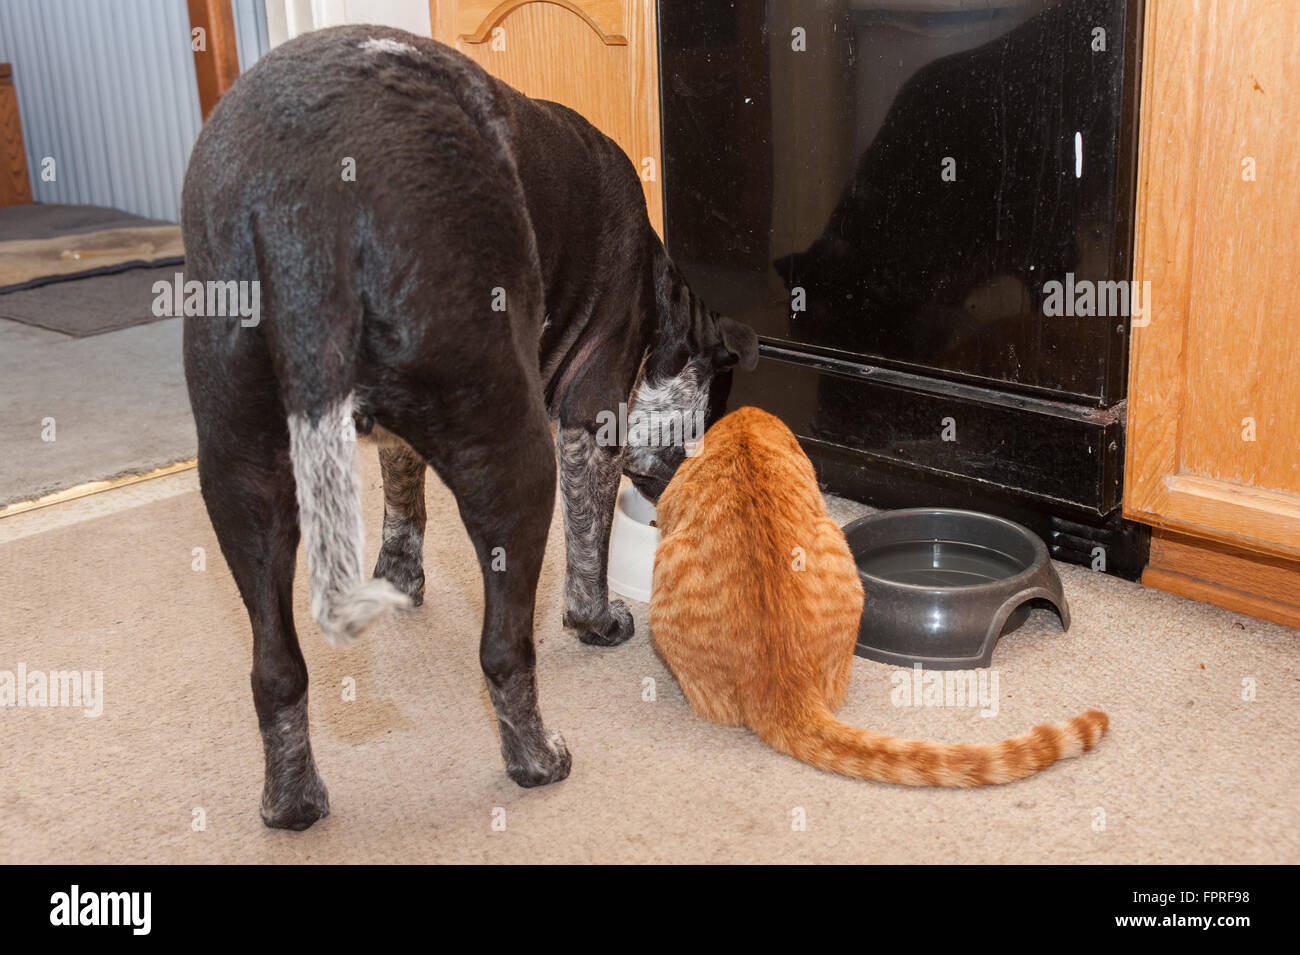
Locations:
652;407;859;618
656;406;818;542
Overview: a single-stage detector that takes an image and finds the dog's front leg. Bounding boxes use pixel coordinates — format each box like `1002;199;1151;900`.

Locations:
557;425;634;646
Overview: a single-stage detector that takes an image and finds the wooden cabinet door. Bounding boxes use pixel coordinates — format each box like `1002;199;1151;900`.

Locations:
1125;0;1300;561
428;0;663;235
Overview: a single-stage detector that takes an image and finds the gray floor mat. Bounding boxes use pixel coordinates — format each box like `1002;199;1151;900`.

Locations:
0;264;180;337
0;202;173;240
0;316;195;506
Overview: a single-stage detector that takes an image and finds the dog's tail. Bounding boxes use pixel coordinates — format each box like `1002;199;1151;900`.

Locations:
286;392;410;645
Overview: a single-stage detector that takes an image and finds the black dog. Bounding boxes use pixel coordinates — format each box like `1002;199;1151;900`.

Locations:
181;25;757;830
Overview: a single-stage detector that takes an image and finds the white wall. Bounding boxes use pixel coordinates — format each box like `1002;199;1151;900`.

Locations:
341;0;431;36
266;0;431;47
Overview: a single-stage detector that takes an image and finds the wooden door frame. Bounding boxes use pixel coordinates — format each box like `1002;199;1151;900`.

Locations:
187;0;241;120
428;0;663;234
0;63;34;206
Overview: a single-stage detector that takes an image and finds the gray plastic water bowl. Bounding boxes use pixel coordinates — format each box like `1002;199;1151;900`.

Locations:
844;508;1070;670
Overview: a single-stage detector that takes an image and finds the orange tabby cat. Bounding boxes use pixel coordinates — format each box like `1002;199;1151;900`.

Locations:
649;406;1108;786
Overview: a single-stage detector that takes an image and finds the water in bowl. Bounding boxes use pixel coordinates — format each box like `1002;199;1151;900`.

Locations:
857;538;1027;588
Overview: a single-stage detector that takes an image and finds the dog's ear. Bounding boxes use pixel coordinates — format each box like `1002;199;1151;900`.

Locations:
716;316;759;371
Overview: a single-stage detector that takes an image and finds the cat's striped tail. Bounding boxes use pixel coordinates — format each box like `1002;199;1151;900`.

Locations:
755;703;1108;786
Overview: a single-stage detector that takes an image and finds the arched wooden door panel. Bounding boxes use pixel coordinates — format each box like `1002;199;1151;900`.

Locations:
430;0;663;235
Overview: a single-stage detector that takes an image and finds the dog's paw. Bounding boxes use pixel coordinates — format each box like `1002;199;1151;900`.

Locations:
506;731;572;788
373;548;425;608
565;600;635;647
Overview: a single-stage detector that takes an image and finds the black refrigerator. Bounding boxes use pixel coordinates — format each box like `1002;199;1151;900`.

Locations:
659;0;1148;577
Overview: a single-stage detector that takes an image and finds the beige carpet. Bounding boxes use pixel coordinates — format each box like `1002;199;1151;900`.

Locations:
0;453;1296;864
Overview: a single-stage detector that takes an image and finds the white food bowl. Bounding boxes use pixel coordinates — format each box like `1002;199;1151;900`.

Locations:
607;483;660;603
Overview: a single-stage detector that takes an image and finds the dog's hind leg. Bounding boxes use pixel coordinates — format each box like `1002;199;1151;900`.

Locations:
192;399;330;830
390;375;570;788
373;445;428;606
454;415;569;786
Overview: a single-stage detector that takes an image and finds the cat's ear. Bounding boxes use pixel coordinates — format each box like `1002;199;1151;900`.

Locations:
715;316;759;371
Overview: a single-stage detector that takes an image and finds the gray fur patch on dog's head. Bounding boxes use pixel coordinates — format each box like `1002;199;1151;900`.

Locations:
623;359;709;501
